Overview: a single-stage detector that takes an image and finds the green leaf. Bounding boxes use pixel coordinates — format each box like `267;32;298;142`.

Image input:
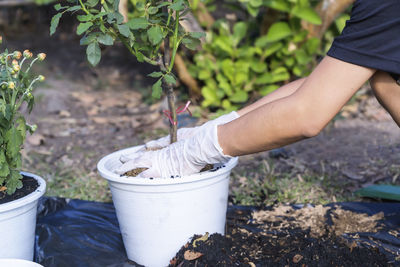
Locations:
164;74;176;85
264;0;291;12
77;22;93;35
295;49;311;64
335;14;350;33
148;6;159;14
86;42;101;66
77;14;94;22
355;185;400;201
152;79;163;99
50;13;62;35
5;128;22;159
54;4;64;11
305;37;320;55
148;71;163;78
5;170;23;195
16;117;26;141
232;22;247;46
263;42;283;58
67;5;81;12
229;91;248;103
291;6;322;25
249;0;263;8
170;0;185;11
265;22;292;43
98;34;114;45
117;24;130;38
255;72;273;85
271;67;290;83
182;37;200;50
189;32;206;39
80;33;98;45
202;86;220;106
250;61;267;73
87;0;99;7
260;84;279;96
147;26;163;45
127;17;149;30
214;36;233;56
0;151;10;177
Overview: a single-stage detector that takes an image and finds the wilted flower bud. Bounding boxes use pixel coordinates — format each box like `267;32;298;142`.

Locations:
0;36;2;45
13;51;22;60
38;75;45;82
23;50;33;59
12;59;18;66
8;82;15;89
37;53;46;61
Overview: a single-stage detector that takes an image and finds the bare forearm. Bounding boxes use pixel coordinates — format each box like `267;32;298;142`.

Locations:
219;56;376;157
237;78;306;116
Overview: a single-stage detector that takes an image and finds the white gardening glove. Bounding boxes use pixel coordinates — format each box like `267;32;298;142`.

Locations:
144;111;240;150
115;119;233;178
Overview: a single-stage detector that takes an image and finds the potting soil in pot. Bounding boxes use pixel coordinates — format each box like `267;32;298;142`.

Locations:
0;175;39;204
35;198;400;267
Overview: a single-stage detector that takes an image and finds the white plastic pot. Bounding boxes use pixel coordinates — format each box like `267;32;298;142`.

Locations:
0;172;46;261
0;259;43;267
97;146;238;267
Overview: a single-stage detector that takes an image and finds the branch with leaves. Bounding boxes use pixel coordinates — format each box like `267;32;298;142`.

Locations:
51;0;205;142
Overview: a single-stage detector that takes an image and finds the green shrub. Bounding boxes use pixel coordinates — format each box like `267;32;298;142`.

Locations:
189;0;324;114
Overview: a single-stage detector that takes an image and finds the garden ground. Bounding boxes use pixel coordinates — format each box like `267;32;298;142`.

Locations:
3;6;400;205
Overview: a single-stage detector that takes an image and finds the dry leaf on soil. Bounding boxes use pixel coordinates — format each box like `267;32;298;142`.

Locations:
183;250;203;261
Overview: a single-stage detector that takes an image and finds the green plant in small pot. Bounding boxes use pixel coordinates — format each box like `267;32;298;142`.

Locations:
51;1;238;265
0;36;47;261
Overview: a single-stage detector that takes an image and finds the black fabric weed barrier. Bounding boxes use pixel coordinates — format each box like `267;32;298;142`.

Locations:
34;197;400;267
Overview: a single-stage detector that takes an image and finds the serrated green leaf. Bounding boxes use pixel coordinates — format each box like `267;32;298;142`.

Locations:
5;170;22;195
164;74;176;85
0;151;10;177
117;24;130;38
292;6;322;25
147;26;163;45
16;117;26;141
77;22;93;35
87;42;101;66
151;79;163;99
50;13;62;35
98;34;114;45
5;128;22;159
127;17;149;30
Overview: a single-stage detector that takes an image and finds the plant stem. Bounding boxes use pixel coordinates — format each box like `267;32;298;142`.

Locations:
163;5;177;144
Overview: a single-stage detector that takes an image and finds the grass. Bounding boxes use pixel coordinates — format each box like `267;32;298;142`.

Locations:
230;159;357;206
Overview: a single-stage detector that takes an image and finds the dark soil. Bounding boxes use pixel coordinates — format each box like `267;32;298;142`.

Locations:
0;175;39;204
170;206;394;267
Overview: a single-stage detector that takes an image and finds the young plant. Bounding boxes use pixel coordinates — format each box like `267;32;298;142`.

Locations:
0;37;46;194
50;0;204;143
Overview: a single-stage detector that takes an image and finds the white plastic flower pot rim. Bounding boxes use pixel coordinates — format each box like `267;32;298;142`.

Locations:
97;146;238;267
0;172;46;261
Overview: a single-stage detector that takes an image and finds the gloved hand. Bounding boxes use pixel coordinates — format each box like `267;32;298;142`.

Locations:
144;111;240;150
115;116;234;178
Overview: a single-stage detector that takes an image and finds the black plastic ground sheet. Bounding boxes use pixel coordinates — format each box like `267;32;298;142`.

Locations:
34;197;400;267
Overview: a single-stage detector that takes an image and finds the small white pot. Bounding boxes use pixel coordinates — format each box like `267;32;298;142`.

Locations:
0;259;43;267
0;172;46;261
97;146;238;267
